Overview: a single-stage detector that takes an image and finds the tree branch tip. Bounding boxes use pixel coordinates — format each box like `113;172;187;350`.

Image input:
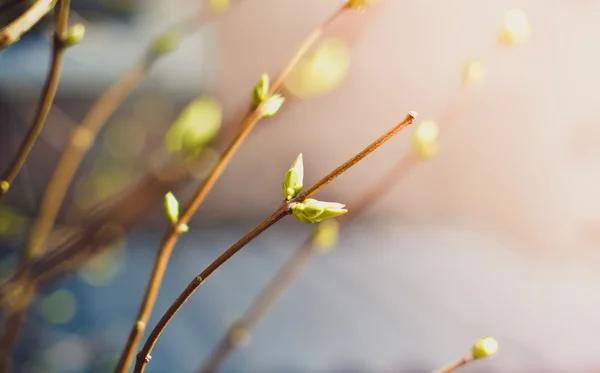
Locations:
408;110;418;119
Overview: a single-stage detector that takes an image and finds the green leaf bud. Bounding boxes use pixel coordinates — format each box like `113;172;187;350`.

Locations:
164;192;180;225
472;337;499;359
62;23;85;47
260;94;285;117
291;199;347;224
252;73;270;107
283;153;304;200
150;32;180;56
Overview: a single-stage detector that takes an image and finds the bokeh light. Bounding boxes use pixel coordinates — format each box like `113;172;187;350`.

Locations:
209;0;230;13
499;9;532;46
165;97;222;159
284;38;351;99
37;289;77;325
413;119;440;160
463;59;486;86
78;239;126;287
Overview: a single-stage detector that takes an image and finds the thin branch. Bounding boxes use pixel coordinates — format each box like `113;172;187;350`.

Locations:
0;0;67;201
433;354;474;373
0;0;70;367
133;112;416;373
0;2;225;370
198;153;418;372
199;236;315;373
0;0;56;51
197;52;494;373
114;5;350;372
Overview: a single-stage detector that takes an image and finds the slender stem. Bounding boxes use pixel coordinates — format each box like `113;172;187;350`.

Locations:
134;204;292;373
0;0;68;201
0;4;221;373
199;237;315;373
198;152;418;373
0;59;148;365
134;112;416;373
434;354;474;373
116;5;350;372
198;55;490;370
0;0;56;51
0;0;70;367
297;112;417;200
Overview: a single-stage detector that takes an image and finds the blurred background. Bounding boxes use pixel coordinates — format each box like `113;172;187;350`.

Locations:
2;0;600;372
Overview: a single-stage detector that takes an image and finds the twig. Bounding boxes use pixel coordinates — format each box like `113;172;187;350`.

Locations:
198;48;495;373
133;112;416;373
114;4;350;373
0;2;223;369
0;0;56;51
198;235;315;372
0;0;67;201
434;354;474;373
198;153;417;372
0;0;71;367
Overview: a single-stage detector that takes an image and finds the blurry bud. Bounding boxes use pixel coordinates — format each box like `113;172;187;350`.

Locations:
252;73;270;107
291;199;347;224
472;337;499;359
165;97;222;158
312;220;340;252
164;192;180;225
260;94;285;117
210;0;230;13
413;119;440;160
284;38;351;99
229;321;251;348
0;181;9;193
62;23;85;47
283;153;304;200
347;0;380;9
499;9;531;46
463;59;486;86
151;32;181;56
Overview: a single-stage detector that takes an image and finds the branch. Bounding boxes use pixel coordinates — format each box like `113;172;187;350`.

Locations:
198;152;417;372
0;0;70;201
434;354;474;373
0;2;227;370
114;5;350;372
0;0;71;366
197;52;495;373
133;112;417;373
0;0;56;51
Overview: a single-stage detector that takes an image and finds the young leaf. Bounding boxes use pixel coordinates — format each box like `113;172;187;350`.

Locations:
282;153;304;200
291;199;347;224
260;94;285;117
164;192;180;225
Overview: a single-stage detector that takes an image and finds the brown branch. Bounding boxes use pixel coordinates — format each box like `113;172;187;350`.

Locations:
197;51;494;373
133;112;416;373
433;354;474;373
22;1;225;275
198;236;315;372
114;5;350;373
0;0;71;367
0;3;226;370
0;0;68;201
0;0;56;51
197;153;418;372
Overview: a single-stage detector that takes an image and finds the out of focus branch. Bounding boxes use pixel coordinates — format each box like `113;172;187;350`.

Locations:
0;0;56;50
